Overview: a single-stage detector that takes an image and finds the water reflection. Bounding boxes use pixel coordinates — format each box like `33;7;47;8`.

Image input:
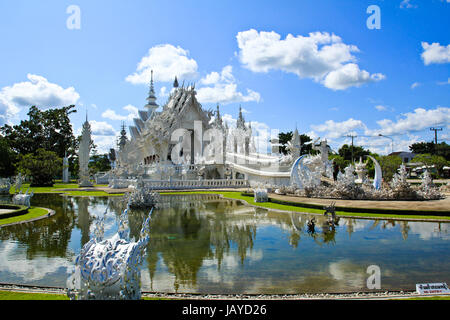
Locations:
0;193;448;294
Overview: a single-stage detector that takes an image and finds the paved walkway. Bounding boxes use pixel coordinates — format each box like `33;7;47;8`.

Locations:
269;193;450;212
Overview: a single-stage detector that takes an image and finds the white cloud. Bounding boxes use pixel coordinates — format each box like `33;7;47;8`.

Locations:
0;74;80;125
375;105;388;111
311;118;368;139
323;63;385;90
125;44;198;84
89;120;116;136
421;42;450;65
411;82;421;89
400;0;418;9
236;29;385;90
309;106;450;154
196;65;261;104
101;104;139;122
371;107;450;136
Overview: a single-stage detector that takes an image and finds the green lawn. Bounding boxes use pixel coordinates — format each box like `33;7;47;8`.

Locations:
161;191;450;221
0;290;167;300
0;207;49;227
0;291;69;300
9;183;124;197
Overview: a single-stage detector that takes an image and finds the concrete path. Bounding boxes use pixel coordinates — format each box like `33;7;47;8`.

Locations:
269;193;450;212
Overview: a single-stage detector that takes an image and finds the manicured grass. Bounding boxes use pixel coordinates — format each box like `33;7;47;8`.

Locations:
0;207;49;226
0;290;168;300
161;191;450;221
393;295;450;300
0;291;69;300
9;183;124;197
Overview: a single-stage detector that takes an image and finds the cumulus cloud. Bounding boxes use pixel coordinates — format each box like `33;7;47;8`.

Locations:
236;29;385;90
311;118;368;139
88;120;117;136
196;65;261;104
371;107;450;136
309;106;450;155
101;104;139;122
323;63;385;90
421;42;450;65
125;44;198;84
0;74;80;125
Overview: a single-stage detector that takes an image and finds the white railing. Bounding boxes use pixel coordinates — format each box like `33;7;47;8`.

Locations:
143;179;249;190
109;178;249;190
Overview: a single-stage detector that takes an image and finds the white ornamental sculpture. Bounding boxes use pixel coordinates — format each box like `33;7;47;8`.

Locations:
12;188;34;208
62;151;70;183
67;207;153;300
79;115;93;187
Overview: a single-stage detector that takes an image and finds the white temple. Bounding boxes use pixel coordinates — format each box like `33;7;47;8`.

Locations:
102;71;329;189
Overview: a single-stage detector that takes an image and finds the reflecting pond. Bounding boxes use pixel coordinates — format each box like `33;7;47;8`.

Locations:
0;193;449;294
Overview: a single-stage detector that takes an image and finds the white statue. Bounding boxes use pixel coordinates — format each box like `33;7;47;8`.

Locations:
62;152;70;183
12;188;34;208
78;115;93;187
67;207;153;300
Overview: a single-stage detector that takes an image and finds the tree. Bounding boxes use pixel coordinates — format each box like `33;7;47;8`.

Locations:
412;153;449;178
0;136;17;177
0;105;78;173
338;144;370;162
409;141;450;161
17;149;62;186
378;155;403;182
89;154;111;175
1;105;77;157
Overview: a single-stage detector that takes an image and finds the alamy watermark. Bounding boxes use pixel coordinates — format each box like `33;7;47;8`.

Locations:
366;5;381;30
366;265;381;289
66;5;81;30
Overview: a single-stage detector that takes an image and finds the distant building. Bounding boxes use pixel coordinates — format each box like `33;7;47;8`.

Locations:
389;151;416;163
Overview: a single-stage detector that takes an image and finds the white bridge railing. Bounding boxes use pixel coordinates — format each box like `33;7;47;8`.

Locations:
143;179;249;190
109;178;249;190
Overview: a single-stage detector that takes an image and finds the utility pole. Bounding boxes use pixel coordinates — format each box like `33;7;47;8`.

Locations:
430;127;442;144
346;134;357;164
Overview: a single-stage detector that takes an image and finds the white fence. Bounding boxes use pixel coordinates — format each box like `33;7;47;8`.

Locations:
109;178;249;190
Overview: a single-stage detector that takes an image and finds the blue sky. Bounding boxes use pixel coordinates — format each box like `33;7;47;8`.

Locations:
0;0;449;154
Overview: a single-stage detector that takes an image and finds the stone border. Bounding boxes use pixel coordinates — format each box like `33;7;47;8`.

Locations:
0;283;448;300
0;207;56;228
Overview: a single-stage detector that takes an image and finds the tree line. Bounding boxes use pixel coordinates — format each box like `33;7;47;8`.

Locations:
0;105;111;186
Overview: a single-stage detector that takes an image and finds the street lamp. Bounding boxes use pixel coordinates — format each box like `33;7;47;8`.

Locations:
378;134;394;154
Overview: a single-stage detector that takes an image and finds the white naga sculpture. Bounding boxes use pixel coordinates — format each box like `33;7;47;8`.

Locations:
290;138;333;189
67;206;153;300
12;188;34;208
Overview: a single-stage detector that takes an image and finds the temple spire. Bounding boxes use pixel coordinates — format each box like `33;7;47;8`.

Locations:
145;69;159;113
237;105;246;129
173;76;179;88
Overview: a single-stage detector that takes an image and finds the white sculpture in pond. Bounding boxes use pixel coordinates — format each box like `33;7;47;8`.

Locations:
12;188;34;208
67;206;153;300
254;188;268;203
